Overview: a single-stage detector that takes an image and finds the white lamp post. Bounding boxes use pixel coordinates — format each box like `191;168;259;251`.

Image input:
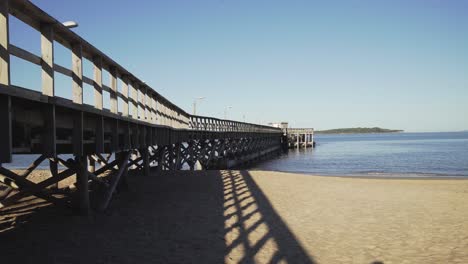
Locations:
224;106;232;119
193;97;205;115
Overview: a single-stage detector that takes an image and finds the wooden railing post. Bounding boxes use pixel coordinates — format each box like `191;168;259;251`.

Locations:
161;103;166;125
0;95;12;163
40;23;54;96
93;56;103;110
0;0;11;163
144;87;149;121
138;85;144;120
71;43;83;104
151;95;157;124
121;76;129;117
109;66;118;114
0;0;9;86
131;82;138;119
170;108;174;127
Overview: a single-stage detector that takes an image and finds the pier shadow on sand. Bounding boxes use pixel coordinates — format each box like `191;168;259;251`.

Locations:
0;170;316;263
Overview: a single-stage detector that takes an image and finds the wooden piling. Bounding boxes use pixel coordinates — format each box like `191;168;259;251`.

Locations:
75;156;90;214
141;148;150;176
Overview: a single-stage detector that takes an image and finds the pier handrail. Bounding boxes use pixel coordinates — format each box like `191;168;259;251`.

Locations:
190;115;280;133
0;0;281;134
288;128;314;134
1;0;191;129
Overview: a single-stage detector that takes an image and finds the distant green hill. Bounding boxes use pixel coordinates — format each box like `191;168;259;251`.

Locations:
316;127;403;134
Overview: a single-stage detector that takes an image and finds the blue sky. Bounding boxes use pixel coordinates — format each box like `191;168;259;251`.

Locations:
8;0;468;131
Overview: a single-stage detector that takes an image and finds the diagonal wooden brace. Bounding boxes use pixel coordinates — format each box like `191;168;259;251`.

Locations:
97;151;131;211
0;166;67;208
0;168;75;209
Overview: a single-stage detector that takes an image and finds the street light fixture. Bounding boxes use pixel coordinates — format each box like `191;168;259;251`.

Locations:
193;97;205;115
62;21;79;29
224;106;232;120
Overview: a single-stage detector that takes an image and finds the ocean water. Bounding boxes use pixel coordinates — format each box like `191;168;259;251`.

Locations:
4;132;468;177
253;132;468;177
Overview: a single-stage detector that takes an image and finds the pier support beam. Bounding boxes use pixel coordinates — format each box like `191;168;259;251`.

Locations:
75;156;90;214
141;147;150;176
0;96;12;163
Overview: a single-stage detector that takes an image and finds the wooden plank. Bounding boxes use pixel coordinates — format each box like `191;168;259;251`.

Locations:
162;104;167;126
109;67;118;114
83;75;93;85
155;99;161;125
42;104;56;156
88;155;95;173
93;56;103;110
144;87;150;121
141;147;150;176
123;121;130;150
147;126;154;146
49;158;59;189
0;3;11;163
97;151;130;211
101;84;112;93
134;124;140;148
140;125;147;147
0;95;12;162
40;23;54;96
18;155;46;178
73;111;84;156
121;76;129;117
0;167;68;208
151;96;157;124
75;156;90;214
142;88;147;120
0;0;10;86
111;119;119;151
95;115;104;153
131;82;138;119
53;63;72;77
8;44;41;65
71;43;83;104
138;85;144;120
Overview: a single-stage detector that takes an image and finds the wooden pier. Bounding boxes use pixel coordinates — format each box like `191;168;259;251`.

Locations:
287;128;315;149
0;0;283;213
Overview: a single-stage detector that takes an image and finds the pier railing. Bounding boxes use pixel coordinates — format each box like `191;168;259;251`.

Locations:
1;0;280;134
190;115;280;133
0;0;284;213
1;0;191;129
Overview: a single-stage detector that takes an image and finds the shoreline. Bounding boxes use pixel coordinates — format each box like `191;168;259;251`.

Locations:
4;167;468;180
250;169;468;180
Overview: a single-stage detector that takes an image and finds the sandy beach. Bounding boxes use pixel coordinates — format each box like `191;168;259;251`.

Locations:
1;170;468;263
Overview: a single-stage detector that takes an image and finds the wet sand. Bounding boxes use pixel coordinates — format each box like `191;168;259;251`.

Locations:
1;170;468;263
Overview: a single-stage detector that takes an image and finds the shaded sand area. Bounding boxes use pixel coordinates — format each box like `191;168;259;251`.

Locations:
1;170;468;263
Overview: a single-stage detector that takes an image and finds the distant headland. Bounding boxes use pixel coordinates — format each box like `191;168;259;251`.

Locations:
316;127;404;134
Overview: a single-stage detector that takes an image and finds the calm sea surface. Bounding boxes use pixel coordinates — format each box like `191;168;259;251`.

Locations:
5;132;468;177
253;132;468;177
